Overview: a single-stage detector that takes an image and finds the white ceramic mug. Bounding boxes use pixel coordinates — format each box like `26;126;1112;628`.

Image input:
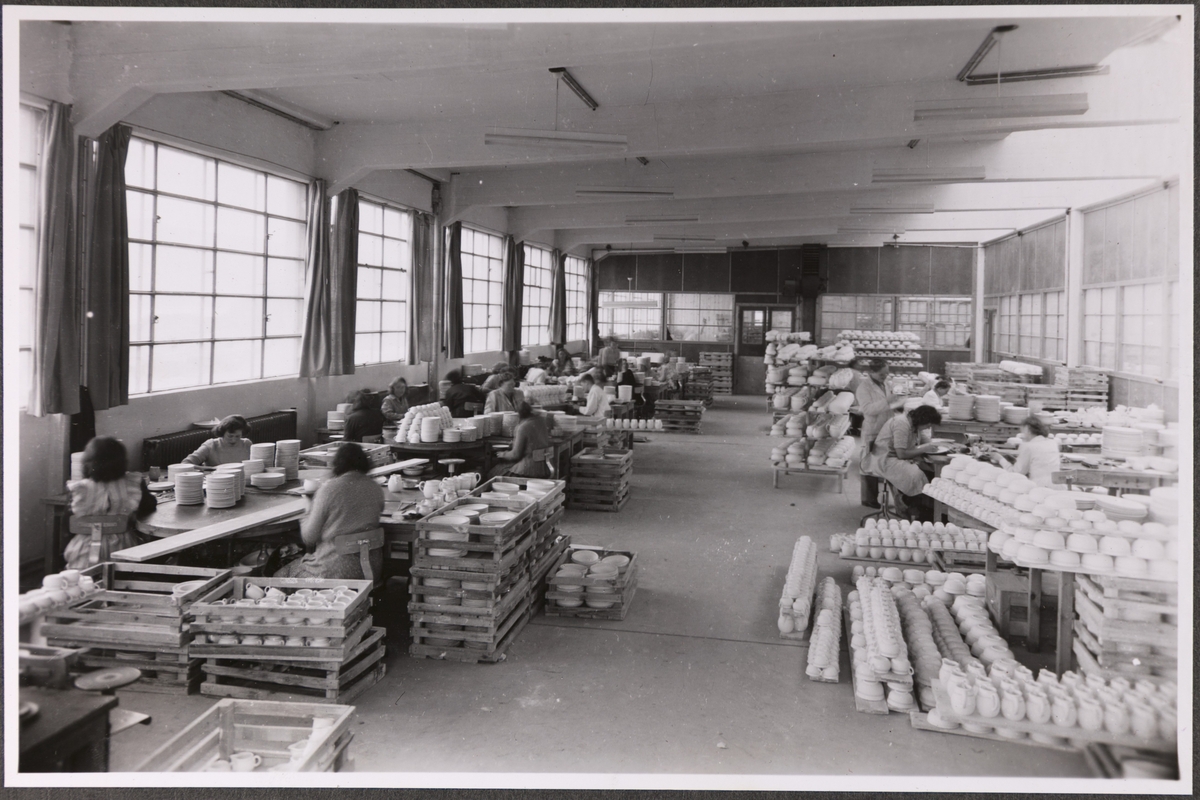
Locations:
230;751;262;772
307;637;331;648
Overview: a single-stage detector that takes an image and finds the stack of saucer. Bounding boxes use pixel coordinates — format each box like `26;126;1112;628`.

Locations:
442;427;462;443
973;395;1001;423
175;472;205;505
249;442;276;466
274;439;301;480
947;394;975;421
1095;495;1149;522
215;463;245;501
167;463;193;481
1101;426;1146;459
1149;487;1177;523
204;473;237;509
326;410;346;431
241;459;265;478
420;417;442;443
1001;406;1030;426
70;452;86;481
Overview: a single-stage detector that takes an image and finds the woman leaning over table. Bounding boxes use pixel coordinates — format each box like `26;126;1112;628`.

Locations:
274;443;384;581
488;402;553;480
871;404;944;522
64;437;156;569
183;415;253;466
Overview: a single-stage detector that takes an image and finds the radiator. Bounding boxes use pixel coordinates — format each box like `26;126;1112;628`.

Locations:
140;409;298;469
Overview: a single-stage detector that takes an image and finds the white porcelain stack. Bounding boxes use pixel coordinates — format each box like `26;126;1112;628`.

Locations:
1149;487;1178;524
441;427;462;443
891;585;941;708
70;452;86;481
777;536;818;635
249;442;276;466
1001;406;1030;425
274;439;301;480
215;463;245;500
947;394;975;421
174;472;205;505
1101;426;1146;459
973;395;1002;423
804;578;842;681
241;459;265;478
326;410;346;431
167;463;192;482
420;416;442;443
500;411;519;437
850;577;913;710
204;472;237;509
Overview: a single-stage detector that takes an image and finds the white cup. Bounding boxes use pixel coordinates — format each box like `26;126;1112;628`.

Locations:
230;751;262;772
307;637;331;648
288;739;311;762
206;759;232;772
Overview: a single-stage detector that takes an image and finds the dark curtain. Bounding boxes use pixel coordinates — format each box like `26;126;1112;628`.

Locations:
84;124;132;411
501;236;524;354
31;102;80;416
298;179;332;377
588;255;601;355
445;222;464;359
410;211;435;364
329;188;359;376
547;248;567;346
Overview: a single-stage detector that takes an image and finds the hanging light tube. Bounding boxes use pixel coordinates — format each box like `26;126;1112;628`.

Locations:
549;67;599;111
484;127;628;150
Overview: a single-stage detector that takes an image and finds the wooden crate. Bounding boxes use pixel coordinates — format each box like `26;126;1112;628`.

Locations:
530;534;571;590
135;697;357;772
192;613;376;664
654;400;705;433
43;563;230;650
473;476;566;524
544;547;639;620
567;484;631;512
968;381;1027;404
699;352;733;365
300;441;391;468
76;642;203;695
200;628;386;704
1072;573;1177;679
943;362;976;381
1052;366;1111;389
409;593;534;663
412;519;534;574
771;464;849;493
1024;385;1072;410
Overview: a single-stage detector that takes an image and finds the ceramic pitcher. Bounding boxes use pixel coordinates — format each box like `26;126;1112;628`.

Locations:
1103;702;1130;736
948;675;976;716
419;480;442;498
1025;689;1051;724
1051;693;1077;728
1077;697;1105;732
975;683;1001;718
1000;686;1026;721
1129;702;1158;740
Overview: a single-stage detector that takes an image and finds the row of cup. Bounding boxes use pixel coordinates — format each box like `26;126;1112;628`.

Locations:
205;633;336;647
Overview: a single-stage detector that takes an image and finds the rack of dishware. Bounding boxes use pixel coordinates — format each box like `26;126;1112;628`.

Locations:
654;399;705;433
567;447;633;512
544;545;639;620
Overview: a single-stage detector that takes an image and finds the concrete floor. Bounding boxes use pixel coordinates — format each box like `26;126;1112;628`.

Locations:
108;396;1095;782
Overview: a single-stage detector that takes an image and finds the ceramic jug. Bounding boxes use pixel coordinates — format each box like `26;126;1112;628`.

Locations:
1036;668;1059;687
461;472;480;490
1103;702;1130;736
1133;679;1158;699
387;475;405;493
1000;686;1026;721
939;659;963;686
1051;693;1077;728
1129;702;1158;740
975;683;1001;718
1158;709;1177;743
1025;689;1051;724
1077;697;1105;732
1058;671;1081;689
419;480;441;498
841;541;855;557
948;675;976;716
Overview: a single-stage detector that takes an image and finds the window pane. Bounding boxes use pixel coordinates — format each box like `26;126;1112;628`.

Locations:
266;298;304;337
214;297;262;339
129;346;150;395
381;332;404;362
382;238;403;269
381;269;406;301
153;295;213;341
20;165;38;227
125;138;155;190
215;251;265;295
267;176;307;220
267;258;306;297
383;207;407;239
359;232;383;267
155;245;214;294
126;190;156;241
217;206;266;253
355;333;381;365
129;243;154;292
358;267;382;300
263;337;300;377
157;146;215;201
213;339;261;385
217;162;266;211
151;342;212;391
381;301;405;329
267;217;306;258
359;201;383;234
156;196;215;247
130;294;153;342
357;300;381;331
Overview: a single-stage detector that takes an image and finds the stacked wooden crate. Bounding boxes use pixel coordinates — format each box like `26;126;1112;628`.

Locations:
43;563;230;695
1073;574;1177;682
544;546;639;620
135;698;357;773
943;362;975;382
190;577;385;703
301;441;391;468
967;380;1028;405
1023;384;1073;411
654;399;705;433
567;447;633;512
1053;365;1111;409
408;495;538;662
699;352;733;394
684;366;714;405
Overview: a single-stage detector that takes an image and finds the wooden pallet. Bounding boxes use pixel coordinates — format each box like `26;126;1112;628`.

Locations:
76;645;201;685
409;595;533;663
1074;590;1176;651
969;381;1028;404
932;549;988;574
200;627;386;703
908;710;1082;753
1076;574;1176;619
529;534;571;588
567;485;631;512
1072;623;1177;681
545;571;639;621
843;606;890;715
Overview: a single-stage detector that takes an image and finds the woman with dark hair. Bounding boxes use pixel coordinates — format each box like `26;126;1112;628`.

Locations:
275;443;384;580
342;389;386;443
183;415;253;466
854;358;903;508
440;369;486;418
991;416;1061;487
483;372;525;414
488;402;553;479
871;404;944;521
381;377;410;423
64;437;156;568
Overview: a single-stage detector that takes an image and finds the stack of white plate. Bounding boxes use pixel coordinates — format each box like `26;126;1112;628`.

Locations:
470;415;490;436
175;472;205;505
337;402;354;415
1148;486;1178;523
1095;495;1149;521
70;452;86;481
274;439;301;480
215;463;245;501
249;472;285;489
947;394;975;421
442;428;462;443
204;473;237;509
973;395;1001;423
249;442;276;466
500;412;519;437
1001;406;1030;425
426;516;470;557
1101;426;1146;459
458;425;478;442
327;410;346;431
420;417;442;443
241;459;265;477
167;463;192;481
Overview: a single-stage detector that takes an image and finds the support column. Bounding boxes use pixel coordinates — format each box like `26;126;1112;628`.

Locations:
973;246;985;362
1065;209;1086;368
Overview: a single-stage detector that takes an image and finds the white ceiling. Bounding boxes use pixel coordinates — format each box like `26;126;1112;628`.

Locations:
23;9;1191;254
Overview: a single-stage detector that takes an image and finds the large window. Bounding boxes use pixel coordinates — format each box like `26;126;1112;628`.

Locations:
598;291;663;340
1119;283;1165;378
356;198;411;365
1167;280;1180;380
896;296;973;348
460;226;504;353
1017;293;1042;357
994;295;1018;356
564;255;589;342
817;295;894;345
17;103;45;408
522;244;553;347
990;290;1065;362
126;137;309;393
665;293;734;342
1042;291;1066;362
1082;287;1117;371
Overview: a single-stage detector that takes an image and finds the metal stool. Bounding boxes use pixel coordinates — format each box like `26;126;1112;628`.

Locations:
859;468;898;526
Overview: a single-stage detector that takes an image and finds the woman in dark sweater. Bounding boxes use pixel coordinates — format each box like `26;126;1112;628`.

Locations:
342;390;386;443
440;370;486;418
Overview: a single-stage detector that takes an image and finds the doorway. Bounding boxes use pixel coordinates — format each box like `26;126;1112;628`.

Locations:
734;304;798;395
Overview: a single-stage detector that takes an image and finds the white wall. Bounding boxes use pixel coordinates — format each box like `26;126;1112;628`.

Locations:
354;170;433;213
20;21;71;104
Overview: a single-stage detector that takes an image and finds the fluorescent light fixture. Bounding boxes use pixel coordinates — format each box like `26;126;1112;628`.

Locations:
848;203;936;214
549;67;599;111
913;93;1088;121
577;185;675;198
223;90;335;131
653;235;717;243
625;214;698;224
839;227;906;235
484;127;628;150
674;247;727;254
872;167;986;184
